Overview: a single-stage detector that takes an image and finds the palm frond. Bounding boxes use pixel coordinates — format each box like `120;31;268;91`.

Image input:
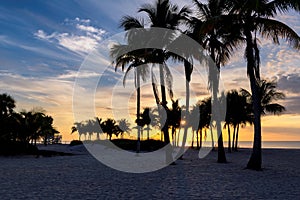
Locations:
120;15;144;30
256;17;300;50
270;0;300;13
264;103;286;115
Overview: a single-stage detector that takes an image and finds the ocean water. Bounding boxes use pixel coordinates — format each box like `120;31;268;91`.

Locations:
62;140;300;149
235;141;300;149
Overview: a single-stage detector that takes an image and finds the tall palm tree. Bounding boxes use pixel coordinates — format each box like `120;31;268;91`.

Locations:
138;0;190;160
117;0;190;162
111;17;149;152
224;0;300;170
191;0;243;162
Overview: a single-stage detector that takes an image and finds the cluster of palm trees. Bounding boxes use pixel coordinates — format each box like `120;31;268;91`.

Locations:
71;118;131;141
110;0;299;170
0;93;59;147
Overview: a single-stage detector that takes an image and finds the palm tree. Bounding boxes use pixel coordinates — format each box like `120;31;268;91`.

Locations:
71;122;85;141
38;115;58;145
0;93;15;118
0;93;16;141
238;79;285;154
189;105;199;148
241;79;286;115
191;0;243;162
117;0;190;162
118;119;131;138
140;108;152;140
224;90;238;153
167;100;182;146
232;90;253;151
199;98;212;149
110;17;149;152
224;0;300;170
138;0;190;160
101;118;119;141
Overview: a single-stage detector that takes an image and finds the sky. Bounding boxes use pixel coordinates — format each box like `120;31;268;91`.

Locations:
0;0;300;142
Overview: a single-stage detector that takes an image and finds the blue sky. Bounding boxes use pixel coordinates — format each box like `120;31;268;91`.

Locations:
0;0;300;141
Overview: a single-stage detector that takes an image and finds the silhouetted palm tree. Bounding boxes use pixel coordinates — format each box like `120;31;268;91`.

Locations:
140;108;152;140
225;0;299;170
225;90;246;152
232;90;253;151
167;100;182;146
0;93;15;118
117;0;190;162
101;118;119;141
0;93;16;141
118;119;131;138
198;98;212;149
191;0;243;162
138;0;190;161
189;104;199;148
241;79;286;115
38;115;58;145
71;122;85;141
111;18;149;152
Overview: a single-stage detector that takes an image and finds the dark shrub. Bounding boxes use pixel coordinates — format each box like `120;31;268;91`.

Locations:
0;141;38;156
69;140;83;146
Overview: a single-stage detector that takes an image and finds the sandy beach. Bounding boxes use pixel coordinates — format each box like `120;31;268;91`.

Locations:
0;145;299;199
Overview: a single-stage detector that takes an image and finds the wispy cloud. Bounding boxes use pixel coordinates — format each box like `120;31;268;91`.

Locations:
34;17;106;55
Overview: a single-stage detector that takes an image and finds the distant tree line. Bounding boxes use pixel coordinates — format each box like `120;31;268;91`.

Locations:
72;79;285;154
0;93;59;154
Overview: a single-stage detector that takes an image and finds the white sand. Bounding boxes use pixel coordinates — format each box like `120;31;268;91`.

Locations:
0;146;299;199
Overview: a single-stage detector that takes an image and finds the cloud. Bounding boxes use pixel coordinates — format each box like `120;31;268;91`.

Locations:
34;18;106;55
57;70;102;80
74;17;90;23
277;74;300;94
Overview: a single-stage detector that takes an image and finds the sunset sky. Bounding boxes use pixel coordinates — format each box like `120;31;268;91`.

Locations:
0;0;299;142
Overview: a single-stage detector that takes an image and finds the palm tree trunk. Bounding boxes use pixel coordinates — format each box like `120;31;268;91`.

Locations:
196;129;201;149
245;29;262;170
211;50;226;163
177;128;181;146
159;64;172;163
235;124;240;151
147;125;150;140
196;130;199;149
179;60;191;157
173;128;176;147
199;129;202;149
136;68;141;153
141;129;143;141
172;126;177;146
227;124;231;153
232;124;236;152
191;130;194;148
210;126;214;150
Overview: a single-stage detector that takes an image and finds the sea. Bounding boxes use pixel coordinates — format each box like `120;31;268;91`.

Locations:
234;141;300;149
